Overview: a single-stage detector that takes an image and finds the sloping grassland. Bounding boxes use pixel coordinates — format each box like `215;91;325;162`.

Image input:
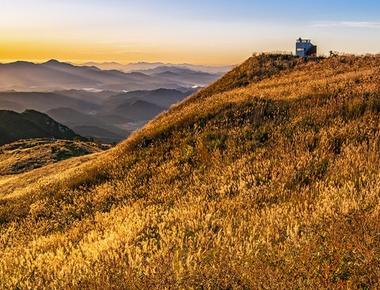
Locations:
1;55;380;289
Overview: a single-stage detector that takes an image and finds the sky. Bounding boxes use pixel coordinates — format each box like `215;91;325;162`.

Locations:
1;0;380;65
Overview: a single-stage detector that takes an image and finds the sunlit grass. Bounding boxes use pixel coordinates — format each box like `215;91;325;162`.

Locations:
1;54;380;288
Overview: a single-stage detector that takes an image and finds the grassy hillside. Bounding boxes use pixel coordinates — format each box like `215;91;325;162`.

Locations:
0;139;108;175
1;54;380;289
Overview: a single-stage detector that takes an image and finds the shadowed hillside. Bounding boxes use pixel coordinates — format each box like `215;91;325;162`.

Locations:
0;109;83;145
1;54;380;289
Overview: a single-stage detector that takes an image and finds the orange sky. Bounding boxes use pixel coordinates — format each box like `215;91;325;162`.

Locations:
2;1;380;65
0;39;247;65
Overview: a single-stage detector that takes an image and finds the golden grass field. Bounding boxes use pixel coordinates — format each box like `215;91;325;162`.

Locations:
0;139;107;175
1;54;380;289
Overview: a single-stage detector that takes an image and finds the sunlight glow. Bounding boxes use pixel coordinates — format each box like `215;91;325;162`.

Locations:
1;0;380;64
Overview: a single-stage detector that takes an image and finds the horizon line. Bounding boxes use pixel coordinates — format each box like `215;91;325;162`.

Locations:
0;58;236;67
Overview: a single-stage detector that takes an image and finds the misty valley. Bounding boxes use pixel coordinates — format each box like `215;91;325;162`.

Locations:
0;60;230;143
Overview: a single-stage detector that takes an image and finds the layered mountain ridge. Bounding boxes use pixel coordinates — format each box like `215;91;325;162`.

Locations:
0;59;221;91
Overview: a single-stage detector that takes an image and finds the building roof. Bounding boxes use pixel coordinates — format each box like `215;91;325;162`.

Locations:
297;38;312;43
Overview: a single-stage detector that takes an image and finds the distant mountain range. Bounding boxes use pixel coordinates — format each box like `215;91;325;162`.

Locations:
104;88;192;110
134;66;220;87
0;110;83;146
0;88;195;143
0;59;222;91
46;107;128;143
48;88;195;142
0;59;222;143
0;91;99;113
82;61;234;74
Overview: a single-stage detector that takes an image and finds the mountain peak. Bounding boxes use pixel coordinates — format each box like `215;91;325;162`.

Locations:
43;59;63;65
7;60;35;66
0;109;84;146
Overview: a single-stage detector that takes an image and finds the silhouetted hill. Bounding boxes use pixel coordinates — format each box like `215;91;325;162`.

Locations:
0;109;83;145
111;99;164;121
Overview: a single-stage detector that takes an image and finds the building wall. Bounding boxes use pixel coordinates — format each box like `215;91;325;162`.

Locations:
296;40;317;57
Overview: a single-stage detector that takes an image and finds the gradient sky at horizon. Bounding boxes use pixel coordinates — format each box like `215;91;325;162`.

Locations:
1;0;380;65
